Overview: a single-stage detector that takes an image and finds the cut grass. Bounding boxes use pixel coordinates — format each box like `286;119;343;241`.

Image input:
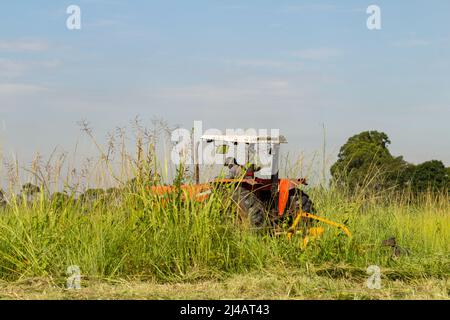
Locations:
0;269;448;300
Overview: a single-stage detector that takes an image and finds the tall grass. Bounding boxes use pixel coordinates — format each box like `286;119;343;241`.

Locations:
0;122;448;284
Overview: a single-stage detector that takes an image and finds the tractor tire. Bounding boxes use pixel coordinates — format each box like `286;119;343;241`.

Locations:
300;191;316;214
232;187;265;228
297;191;316;227
284;191;316;228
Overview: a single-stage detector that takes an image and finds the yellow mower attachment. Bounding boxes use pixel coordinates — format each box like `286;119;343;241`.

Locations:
287;211;352;247
302;227;325;248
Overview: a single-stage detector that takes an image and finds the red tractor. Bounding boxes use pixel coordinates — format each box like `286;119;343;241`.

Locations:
151;134;351;244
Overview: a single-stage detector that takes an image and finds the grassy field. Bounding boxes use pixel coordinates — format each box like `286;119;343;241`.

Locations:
0;127;448;300
0;182;448;300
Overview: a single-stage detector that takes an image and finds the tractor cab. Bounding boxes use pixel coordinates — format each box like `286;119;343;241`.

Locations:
200;134;287;178
198;134;307;220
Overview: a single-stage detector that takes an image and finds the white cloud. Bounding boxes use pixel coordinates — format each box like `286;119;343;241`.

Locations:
280;4;337;13
393;39;431;47
290;48;342;60
0;59;62;79
137;77;325;125
220;58;303;70
0;40;49;52
0;83;47;95
0;59;28;77
84;18;123;28
0;83;49;112
280;4;365;15
146;79;301;103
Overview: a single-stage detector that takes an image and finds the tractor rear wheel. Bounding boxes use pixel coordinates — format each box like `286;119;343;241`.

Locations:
299;191;316;214
296;191;316;227
283;190;317;228
232;187;265;228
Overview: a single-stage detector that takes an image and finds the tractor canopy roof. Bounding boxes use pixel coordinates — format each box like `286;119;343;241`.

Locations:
201;134;287;144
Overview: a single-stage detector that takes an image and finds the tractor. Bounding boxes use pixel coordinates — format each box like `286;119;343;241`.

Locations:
151;134;351;245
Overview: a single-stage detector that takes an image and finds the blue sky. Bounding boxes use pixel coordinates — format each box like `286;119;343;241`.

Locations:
0;0;449;170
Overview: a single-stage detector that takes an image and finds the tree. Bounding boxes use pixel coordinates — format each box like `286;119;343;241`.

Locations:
411;160;449;193
0;189;7;207
20;183;41;202
448;167;450;192
330;131;409;191
51;192;70;210
331;131;449;194
79;188;105;203
21;183;40;195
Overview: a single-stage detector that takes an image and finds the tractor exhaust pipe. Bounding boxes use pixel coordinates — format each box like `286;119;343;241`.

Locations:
271;172;279;198
194;140;200;184
270;143;280;201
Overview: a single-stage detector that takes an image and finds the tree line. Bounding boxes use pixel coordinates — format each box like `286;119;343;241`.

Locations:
330;131;450;193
